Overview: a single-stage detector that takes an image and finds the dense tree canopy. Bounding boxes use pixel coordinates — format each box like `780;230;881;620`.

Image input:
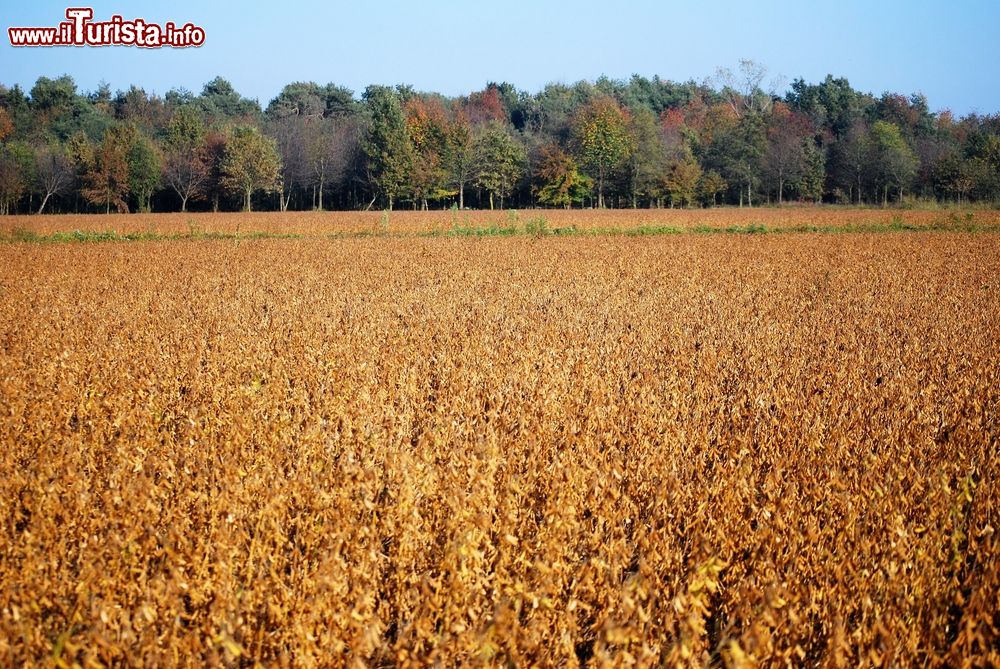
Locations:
220;125;281;212
362;85;412;211
1;66;998;214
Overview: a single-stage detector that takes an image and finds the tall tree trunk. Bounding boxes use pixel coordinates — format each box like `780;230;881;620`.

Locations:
778;178;783;205
318;176;325;211
37;192;52;215
458;182;464;210
180;194;188;212
598;165;605;209
245;188;252;212
489;191;494;211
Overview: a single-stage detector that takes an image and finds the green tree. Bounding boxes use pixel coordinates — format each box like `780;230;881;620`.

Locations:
164;107;209;212
128;135;161;212
625;108;669;207
362;85;411;210
798;140;826;202
266;81;326;119
573;96;635;208
473;121;525;210
198;77;260;121
786;74;869;138
869;120;917;205
965;133;1000;202
113;86;164;135
221;125;281;212
535;144;592;208
266;82;358;120
320;84;359;118
967;157;999;203
29;75;76;114
698;170;727;206
830;120;871;204
663;158;702;207
0;141;34;215
706;113;766;206
0;85;32;139
444;106;475;209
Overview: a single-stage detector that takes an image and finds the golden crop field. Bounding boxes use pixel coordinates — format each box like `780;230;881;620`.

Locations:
2;206;999;239
1;218;998;667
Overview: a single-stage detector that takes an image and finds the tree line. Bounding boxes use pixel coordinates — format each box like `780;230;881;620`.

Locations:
1;61;999;214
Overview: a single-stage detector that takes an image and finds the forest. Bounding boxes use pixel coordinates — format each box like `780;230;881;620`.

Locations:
1;61;999;214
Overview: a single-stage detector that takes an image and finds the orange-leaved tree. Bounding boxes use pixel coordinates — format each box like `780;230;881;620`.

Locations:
81;125;134;214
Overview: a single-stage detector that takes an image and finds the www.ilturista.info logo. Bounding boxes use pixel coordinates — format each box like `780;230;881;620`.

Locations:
8;8;205;48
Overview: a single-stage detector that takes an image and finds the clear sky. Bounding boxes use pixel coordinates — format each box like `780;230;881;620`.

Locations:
2;0;999;115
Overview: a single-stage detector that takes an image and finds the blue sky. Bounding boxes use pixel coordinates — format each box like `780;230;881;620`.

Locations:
2;0;998;115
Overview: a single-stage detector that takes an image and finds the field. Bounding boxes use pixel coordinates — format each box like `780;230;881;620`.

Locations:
3;206;1000;240
1;210;998;667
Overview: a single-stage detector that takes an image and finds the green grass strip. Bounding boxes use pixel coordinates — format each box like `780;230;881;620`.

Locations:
4;217;1000;244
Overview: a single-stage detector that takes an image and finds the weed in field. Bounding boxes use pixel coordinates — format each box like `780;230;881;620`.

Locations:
524;215;549;236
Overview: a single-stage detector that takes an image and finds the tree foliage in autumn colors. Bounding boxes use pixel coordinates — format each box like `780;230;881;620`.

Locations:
2;64;1000;213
